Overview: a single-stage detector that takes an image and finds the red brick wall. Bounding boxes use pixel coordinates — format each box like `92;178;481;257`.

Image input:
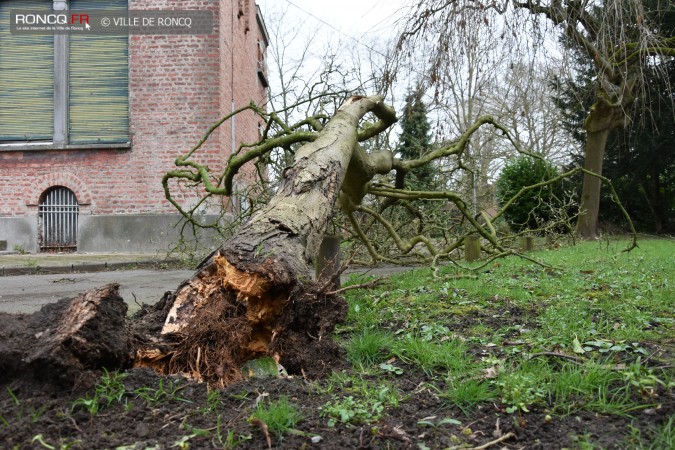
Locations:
0;0;267;217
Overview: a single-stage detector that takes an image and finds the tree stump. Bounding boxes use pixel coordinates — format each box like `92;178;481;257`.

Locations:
464;235;481;262
521;236;535;252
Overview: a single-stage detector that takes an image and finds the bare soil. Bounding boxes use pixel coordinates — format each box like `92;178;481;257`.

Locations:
2;365;672;449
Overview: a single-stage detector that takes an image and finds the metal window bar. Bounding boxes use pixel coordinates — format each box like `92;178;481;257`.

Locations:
38;187;79;251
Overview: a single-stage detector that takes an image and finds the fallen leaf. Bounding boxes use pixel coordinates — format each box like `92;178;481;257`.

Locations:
572;335;586;354
483;366;499;379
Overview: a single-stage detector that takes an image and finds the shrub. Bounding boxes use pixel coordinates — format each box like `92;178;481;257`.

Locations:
496;156;563;233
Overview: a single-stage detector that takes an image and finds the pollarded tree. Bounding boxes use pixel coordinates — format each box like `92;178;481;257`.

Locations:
397;0;675;238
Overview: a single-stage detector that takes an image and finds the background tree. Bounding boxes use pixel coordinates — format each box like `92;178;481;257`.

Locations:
495;60;577;164
396;91;437;190
554;2;675;233
496;156;565;233
397;0;675;238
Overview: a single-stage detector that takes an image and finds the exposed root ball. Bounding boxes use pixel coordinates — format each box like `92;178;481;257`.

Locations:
270;291;349;379
135;282;348;387
168;290;255;387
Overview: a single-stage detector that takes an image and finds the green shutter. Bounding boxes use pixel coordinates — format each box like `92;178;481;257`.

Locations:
0;1;54;141
69;0;128;144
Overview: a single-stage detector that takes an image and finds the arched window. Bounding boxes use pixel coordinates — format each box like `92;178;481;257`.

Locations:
38;186;79;252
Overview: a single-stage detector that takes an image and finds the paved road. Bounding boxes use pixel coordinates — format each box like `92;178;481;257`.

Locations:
0;265;415;315
0;269;194;314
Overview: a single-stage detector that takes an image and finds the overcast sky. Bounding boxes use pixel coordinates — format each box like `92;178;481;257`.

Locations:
257;0;408;45
255;0;416;124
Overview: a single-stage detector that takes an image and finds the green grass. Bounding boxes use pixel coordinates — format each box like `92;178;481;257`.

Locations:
439;378;496;415
319;374;402;427
628;414;675;449
20;238;671;449
134;378;190;406
345;329;395;369
340;238;675;429
248;396;301;438
72;369;128;415
547;361;623;414
392;336;469;376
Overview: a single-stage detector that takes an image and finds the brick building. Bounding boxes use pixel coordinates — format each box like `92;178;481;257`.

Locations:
0;0;268;253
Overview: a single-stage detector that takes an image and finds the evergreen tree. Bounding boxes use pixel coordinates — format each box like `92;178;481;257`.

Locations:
496;156;563;233
397;92;436;190
601;60;675;233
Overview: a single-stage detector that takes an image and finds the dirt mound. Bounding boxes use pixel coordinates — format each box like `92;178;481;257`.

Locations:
0;284;132;389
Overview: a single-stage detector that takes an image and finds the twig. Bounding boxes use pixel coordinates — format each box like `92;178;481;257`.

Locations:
326;277;385;296
133;292;141;308
318;257;354;293
250;419;272;449
67;415;83;434
462;416;486;432
528;352;584;363
444;273;480;280
470;431;516;449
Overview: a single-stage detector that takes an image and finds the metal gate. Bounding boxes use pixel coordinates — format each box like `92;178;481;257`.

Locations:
38;187;79;252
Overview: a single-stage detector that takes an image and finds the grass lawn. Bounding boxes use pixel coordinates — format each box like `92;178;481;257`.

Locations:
335;238;674;448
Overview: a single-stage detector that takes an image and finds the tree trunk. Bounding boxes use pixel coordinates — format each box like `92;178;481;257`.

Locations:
574;76;634;240
135;95;396;386
576;127;610;238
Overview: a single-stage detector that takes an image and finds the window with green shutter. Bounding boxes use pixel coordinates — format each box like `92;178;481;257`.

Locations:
0;0;129;147
0;0;54;141
69;0;128;144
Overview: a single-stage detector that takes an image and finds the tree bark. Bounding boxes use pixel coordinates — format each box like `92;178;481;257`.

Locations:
576;127;610;238
575;83;630;239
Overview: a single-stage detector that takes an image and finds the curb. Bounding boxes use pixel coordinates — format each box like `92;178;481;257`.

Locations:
0;259;183;277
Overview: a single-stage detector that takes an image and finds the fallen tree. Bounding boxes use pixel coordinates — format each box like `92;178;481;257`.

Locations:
0;95;636;389
138;95;398;386
1;96;397;388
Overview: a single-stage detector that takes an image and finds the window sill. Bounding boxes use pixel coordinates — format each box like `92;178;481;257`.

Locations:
0;142;131;152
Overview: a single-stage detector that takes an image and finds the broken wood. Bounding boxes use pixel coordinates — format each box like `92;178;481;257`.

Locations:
0;284;131;388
